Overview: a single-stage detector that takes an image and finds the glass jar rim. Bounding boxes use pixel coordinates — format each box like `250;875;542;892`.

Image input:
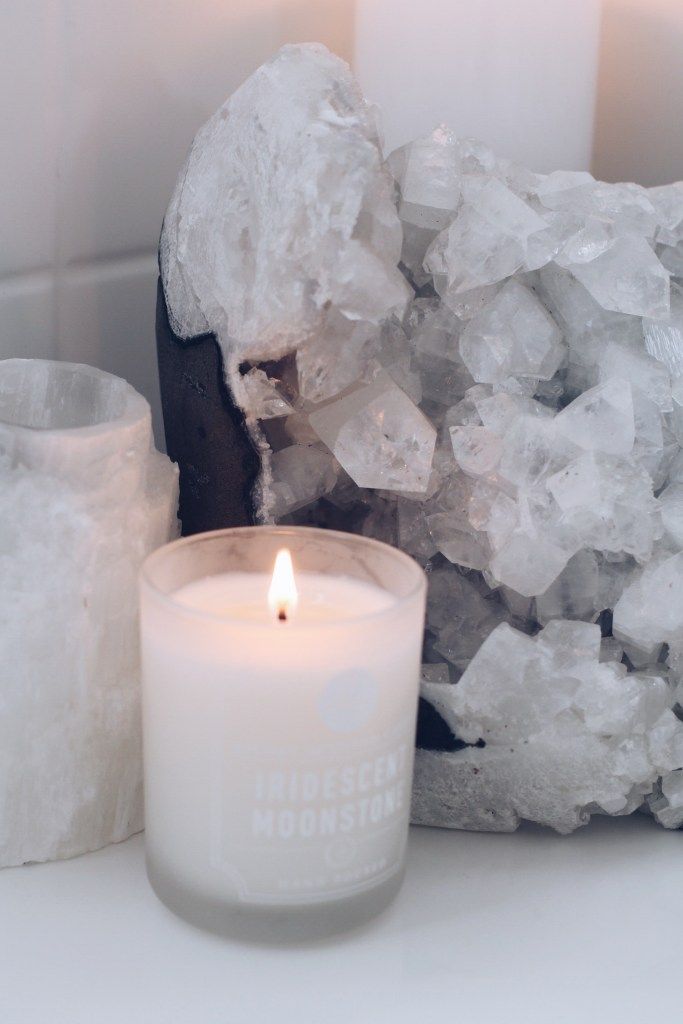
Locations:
140;525;427;630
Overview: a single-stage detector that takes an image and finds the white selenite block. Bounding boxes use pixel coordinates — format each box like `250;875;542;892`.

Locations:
0;359;179;867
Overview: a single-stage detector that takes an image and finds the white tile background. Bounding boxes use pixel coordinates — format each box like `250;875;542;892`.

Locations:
1;0;356;438
2;1;681;444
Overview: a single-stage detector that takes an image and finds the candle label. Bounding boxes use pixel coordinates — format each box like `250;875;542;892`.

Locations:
210;712;415;904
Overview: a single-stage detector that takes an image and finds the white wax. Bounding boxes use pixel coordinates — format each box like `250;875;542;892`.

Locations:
141;566;424;924
173;571;395;623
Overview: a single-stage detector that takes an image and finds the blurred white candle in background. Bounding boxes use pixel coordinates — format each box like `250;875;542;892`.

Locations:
353;0;601;170
593;0;683;186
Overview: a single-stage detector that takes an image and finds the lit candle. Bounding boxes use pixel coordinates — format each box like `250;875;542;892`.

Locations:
140;527;426;940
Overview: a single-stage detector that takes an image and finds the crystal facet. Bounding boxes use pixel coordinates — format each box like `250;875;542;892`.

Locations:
160;43;683;834
309;372;437;493
459;280;565;384
412;621;683;833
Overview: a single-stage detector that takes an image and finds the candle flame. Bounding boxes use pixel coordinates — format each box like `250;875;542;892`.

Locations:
268;548;298;622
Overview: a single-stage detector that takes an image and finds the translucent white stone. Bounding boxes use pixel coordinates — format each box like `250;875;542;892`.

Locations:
426;571;506;673
407;299;460;364
160;51;683;833
474;391;552;434
309;371;436;493
160;43;408;360
413;620;683;833
538;263;644;371
570;236;670;320
554;216;616;267
535;549;600;624
499;585;534;619
671;434;683;477
648;182;683;241
283;412;319;446
539;176;658;238
659;482;683;548
497;415;562;489
295;312;378;403
622;640;661;671
376;321;423;404
554;379;635;455
642;284;683;378
613;553;683;652
406;299;473;404
456;137;498;175
459;280;564;384
600;637;625;663
635;404;672;497
441;283;501;321
597;341;672;413
523;210;582;272
534;170;596;206
398;501;438;563
425;177;546;292
648;770;683;829
449;425;502;476
468;480;518;551
453;621;587;743
443;386;491;430
538;617;602;663
427;512;491;570
547;452;605;511
387;126;461;231
548;452;660;563
659;242;683;277
0;360;178;867
489;532;571;597
267;445;338;519
240;368;292;420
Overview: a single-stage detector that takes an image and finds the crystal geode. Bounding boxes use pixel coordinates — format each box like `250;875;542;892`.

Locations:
0;360;178;866
159;43;683;833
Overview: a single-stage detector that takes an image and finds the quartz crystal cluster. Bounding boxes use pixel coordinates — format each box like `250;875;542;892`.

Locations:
161;43;683;832
0;360;179;866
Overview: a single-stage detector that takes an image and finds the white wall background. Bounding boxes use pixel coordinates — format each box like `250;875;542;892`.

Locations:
354;0;601;170
0;0;354;439
1;0;680;442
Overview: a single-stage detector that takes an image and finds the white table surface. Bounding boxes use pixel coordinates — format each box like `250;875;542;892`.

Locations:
2;815;680;1024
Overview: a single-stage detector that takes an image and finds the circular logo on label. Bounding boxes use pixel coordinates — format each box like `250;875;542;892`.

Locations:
318;669;379;733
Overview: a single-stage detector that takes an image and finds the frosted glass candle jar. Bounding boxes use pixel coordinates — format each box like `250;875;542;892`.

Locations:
140;526;426;940
0;359;178;868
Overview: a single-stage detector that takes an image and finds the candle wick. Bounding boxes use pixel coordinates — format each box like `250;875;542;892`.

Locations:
278;607;287;622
